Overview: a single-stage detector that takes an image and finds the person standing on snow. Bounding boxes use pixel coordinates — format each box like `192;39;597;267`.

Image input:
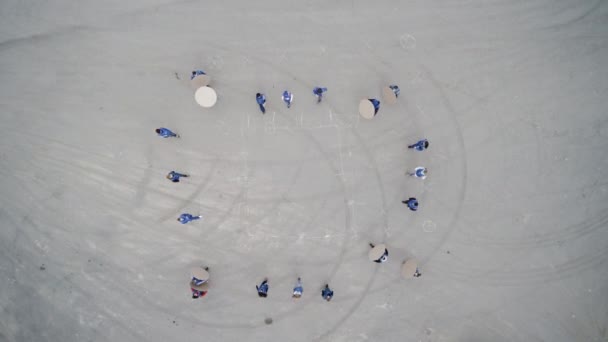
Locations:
256;278;269;297
177;213;202;224
256;93;267;114
409;167;427;179
191;266;209;286
282;90;293;108
369;243;389;263
389;84;400;98
191;70;206;80
190;285;207;299
321;284;334;301
313;87;327;103
368;98;380;115
190;266;209;299
408;139;429;151
292;277;303;298
402;198;418;211
155;128;179;138
166;171;189;183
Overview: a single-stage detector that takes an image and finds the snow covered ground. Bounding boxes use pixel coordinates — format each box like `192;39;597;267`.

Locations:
1;1;607;341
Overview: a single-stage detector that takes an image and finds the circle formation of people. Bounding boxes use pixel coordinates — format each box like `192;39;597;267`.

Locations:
156;69;429;301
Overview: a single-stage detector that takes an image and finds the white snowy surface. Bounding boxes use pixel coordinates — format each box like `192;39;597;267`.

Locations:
1;1;607;341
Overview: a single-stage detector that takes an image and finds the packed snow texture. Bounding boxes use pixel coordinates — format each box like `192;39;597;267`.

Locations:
1;1;607;341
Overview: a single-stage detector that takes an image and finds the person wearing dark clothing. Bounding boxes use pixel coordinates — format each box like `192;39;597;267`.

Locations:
166;171;189;183
256;278;269;297
155;128;179;138
368;99;380;115
402;197;418;211
313;87;327;103
256;93;266;114
321;284;334;301
408;139;429;151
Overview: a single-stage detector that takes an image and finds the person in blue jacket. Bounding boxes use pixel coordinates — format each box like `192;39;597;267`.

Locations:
190;266;210;299
292;277;303;298
369;243;389;263
166;171;189;183
282;90;293;108
192;267;209;286
409;167;427;179
408;139;429;151
389;84;400;98
321;284;334;301
177;213;202;224
313;87;327;103
402;197;418;211
368;98;380;115
156;128;179;138
256;278;269;297
256;93;266;114
191;70;206;80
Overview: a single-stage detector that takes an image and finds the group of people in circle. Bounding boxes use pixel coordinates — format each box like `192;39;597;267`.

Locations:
154;70;429;300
